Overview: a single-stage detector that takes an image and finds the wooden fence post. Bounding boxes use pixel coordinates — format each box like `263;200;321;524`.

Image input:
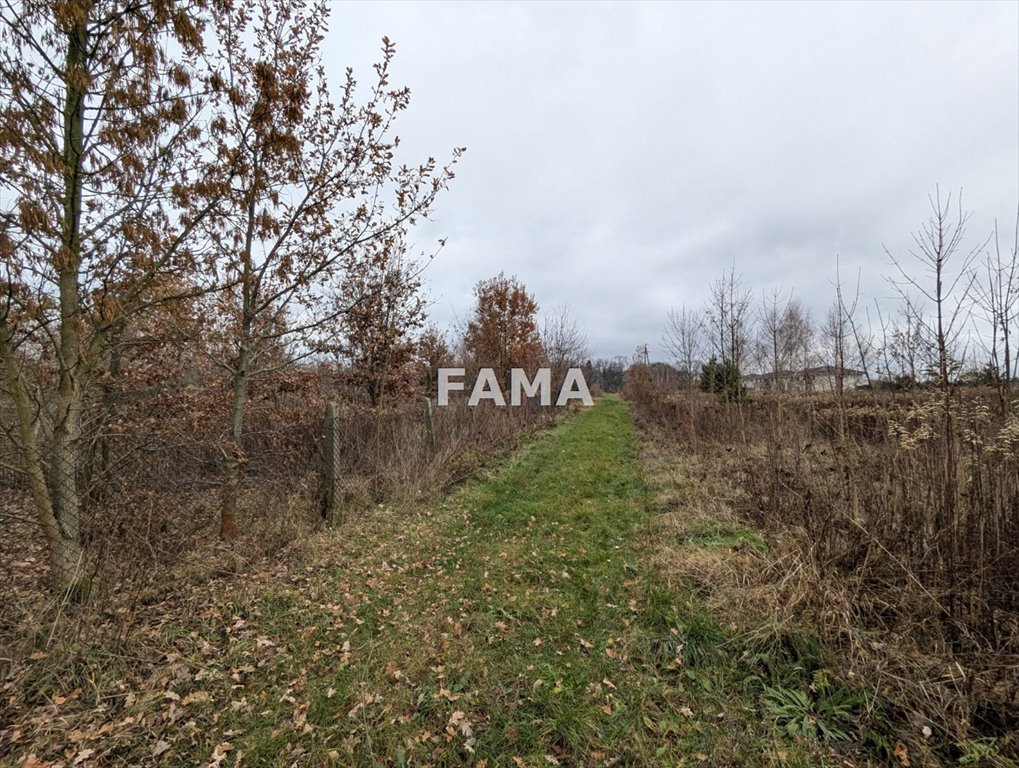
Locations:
424;397;436;454
320;401;341;523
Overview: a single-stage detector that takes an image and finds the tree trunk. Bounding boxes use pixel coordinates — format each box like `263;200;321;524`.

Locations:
220;168;259;542
0;14;92;597
30;15;91;597
1;330;85;594
220;345;250;541
1001;309;1012;414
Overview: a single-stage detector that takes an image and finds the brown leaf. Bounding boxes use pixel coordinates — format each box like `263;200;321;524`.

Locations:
182;691;211;706
152;741;172;757
893;743;911;767
209;742;233;767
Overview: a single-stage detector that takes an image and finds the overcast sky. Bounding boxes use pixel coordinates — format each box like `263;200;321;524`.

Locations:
325;1;1019;361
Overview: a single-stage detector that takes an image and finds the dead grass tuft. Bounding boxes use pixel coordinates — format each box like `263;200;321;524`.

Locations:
633;383;1019;764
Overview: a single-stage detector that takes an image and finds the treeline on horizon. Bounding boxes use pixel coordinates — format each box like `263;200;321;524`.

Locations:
647;191;1018;400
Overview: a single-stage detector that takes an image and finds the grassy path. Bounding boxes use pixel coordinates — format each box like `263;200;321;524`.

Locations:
16;396;817;767
185;395;712;767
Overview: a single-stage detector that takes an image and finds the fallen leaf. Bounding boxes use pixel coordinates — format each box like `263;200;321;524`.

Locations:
209;742;233;767
893;742;911;767
152;741;171;757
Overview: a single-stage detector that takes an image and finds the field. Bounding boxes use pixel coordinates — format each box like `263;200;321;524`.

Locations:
2;2;1015;765
4;392;1014;766
629;378;1019;766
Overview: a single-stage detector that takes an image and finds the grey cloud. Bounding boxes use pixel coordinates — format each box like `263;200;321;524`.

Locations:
325;1;1019;359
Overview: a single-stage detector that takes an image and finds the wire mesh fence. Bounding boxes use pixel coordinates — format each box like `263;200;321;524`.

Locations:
0;371;550;622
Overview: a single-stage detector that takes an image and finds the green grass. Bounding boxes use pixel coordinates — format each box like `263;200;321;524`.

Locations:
680;521;768;554
204;394;719;766
10;396;873;766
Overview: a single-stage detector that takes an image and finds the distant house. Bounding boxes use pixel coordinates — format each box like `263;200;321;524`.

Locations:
744;366;867;393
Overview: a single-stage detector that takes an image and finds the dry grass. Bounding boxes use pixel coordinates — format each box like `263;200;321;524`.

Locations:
4;396;816;767
630;381;1019;765
0;385;551;706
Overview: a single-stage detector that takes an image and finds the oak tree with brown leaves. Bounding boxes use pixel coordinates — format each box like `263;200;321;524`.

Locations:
200;0;460;540
416;323;452;396
328;235;427;408
0;0;225;594
463;273;542;388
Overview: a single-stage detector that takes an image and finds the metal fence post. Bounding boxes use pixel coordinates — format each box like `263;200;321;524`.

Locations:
320;401;341;523
424;397;436;454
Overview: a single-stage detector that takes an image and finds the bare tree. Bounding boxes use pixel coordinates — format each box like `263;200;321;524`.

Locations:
823;300;848;400
878;298;928;387
785;299;814;380
756;289;812;391
885;189;986;641
814;259;877;404
886;189;984;388
758;289;788;389
541;302;589;387
662;305;704;390
973;212;1019;409
705;266;753;371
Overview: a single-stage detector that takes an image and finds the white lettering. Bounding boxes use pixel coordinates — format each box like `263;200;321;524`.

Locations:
468;368;506;406
438;368;465;406
556;368;594;407
510;368;551;406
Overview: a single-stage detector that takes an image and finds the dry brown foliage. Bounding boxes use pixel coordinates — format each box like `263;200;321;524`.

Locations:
630;378;1019;760
0;363;547;681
